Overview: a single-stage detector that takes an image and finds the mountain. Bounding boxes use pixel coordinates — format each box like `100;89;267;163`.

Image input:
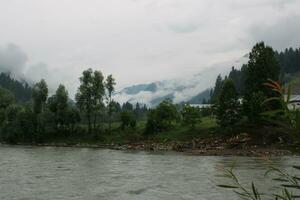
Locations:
0;72;32;102
114;54;249;106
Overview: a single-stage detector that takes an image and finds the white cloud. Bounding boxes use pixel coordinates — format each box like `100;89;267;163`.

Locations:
0;0;299;98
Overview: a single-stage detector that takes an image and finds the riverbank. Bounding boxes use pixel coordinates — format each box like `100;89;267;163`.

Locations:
9;133;293;157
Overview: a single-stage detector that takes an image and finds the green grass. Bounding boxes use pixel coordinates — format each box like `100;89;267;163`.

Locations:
45;117;218;145
152;117;217;142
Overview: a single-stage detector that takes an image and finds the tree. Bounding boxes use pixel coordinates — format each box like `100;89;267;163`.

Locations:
211;74;224;104
120;110;136;130
76;69;93;133
32;79;48;114
216;79;241;128
245;42;280;95
0;87;15;109
32;79;48;134
145;99;178;134
181;104;201;127
65;107;81;133
55;85;68;127
0;87;15;125
92;70;105;131
105;74;116;132
244;42;281;123
122;102;133;111
48;84;69;130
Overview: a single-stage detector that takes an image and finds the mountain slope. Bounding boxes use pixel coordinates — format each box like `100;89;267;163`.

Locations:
114;54;249;106
0;72;32;102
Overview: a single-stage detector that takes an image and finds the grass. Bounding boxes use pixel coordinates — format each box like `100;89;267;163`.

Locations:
45;117;218;145
152;117;217;142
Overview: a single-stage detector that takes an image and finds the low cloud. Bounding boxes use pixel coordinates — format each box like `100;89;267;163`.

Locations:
0;44;67;94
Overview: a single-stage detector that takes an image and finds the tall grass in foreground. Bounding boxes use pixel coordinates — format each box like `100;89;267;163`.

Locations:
217;164;300;200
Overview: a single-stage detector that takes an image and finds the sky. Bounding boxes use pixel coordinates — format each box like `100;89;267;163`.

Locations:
0;0;300;96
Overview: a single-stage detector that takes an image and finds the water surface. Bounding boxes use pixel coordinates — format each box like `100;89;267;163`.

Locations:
0;146;299;200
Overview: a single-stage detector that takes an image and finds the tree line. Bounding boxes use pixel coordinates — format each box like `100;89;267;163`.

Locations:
0;69;148;144
0;41;299;144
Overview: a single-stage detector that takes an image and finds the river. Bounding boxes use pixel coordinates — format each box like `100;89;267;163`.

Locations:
0;146;299;200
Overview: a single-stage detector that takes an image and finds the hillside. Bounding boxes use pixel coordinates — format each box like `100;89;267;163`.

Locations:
114;54;249;106
0;72;32;102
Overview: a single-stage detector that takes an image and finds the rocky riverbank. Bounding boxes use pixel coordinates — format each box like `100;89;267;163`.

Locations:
28;133;293;157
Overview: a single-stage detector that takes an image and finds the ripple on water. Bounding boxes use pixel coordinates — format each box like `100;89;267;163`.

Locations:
0;146;299;200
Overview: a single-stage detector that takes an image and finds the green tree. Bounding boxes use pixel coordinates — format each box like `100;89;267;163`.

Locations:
32;79;48;134
145;99;178;134
0;87;15;125
105;74;116;132
76;69;93;133
92;71;105;131
65;107;81;133
32;79;48;114
211;74;224;104
216;79;241;128
0;87;15;109
244;42;280;123
55;84;69;128
120;110;136;130
181;104;201;127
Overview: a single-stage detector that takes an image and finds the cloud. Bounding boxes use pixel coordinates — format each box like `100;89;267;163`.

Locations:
0;44;27;80
0;0;300;99
168;23;199;33
249;14;300;51
0;44;63;94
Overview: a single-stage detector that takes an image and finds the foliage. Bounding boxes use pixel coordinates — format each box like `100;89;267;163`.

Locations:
181;104;201;127
276;47;300;74
0;72;32;102
145;99;178;134
32;79;48;115
217;165;300;200
216;79;241;128
243;42;281;123
0;87;15;109
120;110;136;129
105;74;116;132
75;69;94;133
211;74;224;104
261;79;292;127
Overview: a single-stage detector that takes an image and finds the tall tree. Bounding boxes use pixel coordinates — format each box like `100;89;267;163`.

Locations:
244;42;280;123
76;69;93;133
92;70;105;131
216;79;241;128
245;42;280;95
105;74;116;132
48;84;69;129
211;74;224;104
32;79;48;133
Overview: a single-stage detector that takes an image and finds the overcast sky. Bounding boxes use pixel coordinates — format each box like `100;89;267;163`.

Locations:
0;0;300;96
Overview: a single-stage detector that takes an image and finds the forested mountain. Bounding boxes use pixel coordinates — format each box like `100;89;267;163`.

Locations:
275;48;300;74
210;46;300;99
0;72;32;102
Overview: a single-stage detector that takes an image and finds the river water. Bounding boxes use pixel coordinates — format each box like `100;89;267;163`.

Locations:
0;146;299;200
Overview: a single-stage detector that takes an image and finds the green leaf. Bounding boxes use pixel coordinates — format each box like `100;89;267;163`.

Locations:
217;184;239;189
